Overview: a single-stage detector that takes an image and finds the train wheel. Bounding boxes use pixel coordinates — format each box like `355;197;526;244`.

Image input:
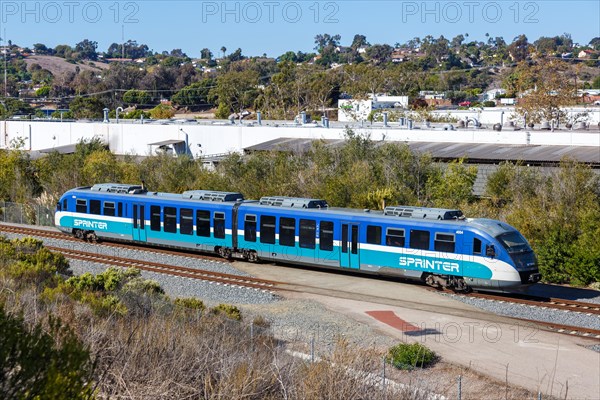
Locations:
86;232;98;243
217;247;232;259
74;229;84;240
246;251;258;263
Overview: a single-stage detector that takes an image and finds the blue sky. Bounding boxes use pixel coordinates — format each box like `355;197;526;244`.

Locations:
1;1;598;57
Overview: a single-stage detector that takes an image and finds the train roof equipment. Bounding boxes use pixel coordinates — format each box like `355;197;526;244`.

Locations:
384;206;464;220
90;183;147;195
182;190;244;202
259;196;328;209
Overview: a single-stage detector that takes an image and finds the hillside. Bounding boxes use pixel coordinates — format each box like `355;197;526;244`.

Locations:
24;55;110;76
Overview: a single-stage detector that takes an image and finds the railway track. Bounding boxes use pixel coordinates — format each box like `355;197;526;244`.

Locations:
466;291;600;316
0;223;280;291
428;289;600;339
0;223;226;262
3;223;598;338
49;246;281;291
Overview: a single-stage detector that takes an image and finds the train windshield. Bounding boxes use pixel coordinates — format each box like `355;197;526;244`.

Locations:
496;231;531;253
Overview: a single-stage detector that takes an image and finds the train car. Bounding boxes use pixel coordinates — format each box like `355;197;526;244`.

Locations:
234;197;540;291
55;183;541;291
54;183;243;256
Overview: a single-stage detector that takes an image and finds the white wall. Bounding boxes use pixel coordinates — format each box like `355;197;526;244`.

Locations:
1;118;599;158
431;107;600;126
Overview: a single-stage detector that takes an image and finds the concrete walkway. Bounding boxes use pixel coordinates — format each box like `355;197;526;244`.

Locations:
236;261;600;400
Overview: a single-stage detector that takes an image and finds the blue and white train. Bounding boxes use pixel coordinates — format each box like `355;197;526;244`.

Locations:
55;183;541;291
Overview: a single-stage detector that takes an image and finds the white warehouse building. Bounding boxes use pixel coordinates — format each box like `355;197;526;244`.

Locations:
338;94;409;122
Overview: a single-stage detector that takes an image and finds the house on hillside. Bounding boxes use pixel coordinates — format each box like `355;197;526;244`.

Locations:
578;49;597;59
483;88;506;101
338;94;409;122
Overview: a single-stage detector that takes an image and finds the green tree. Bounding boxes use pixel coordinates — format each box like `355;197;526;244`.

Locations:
210;69;260;117
69;97;106;119
35;86;51;97
200;48;212;60
74;39;98;60
122;89;151;106
512;60;578;124
171;79;215;107
507;34;532;62
426;159;478;208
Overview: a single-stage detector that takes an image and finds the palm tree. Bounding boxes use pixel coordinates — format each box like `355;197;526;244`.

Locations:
220;46;227;58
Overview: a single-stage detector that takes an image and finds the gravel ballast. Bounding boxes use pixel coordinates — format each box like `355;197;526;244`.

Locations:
441;293;600;331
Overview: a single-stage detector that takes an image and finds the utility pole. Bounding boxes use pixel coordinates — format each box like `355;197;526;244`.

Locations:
2;29;7;97
122;25;125;59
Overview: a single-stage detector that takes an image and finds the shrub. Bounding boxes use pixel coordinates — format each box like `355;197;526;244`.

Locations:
149;104;175;119
211;304;242;321
0;305;95;399
483;100;496;107
80;292;127;316
12;237;44;254
122;277;164;295
252;315;270;328
386;342;437;370
174;297;206;311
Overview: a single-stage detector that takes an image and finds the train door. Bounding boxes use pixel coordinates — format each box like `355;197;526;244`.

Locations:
132;204;147;242
340;223;360;269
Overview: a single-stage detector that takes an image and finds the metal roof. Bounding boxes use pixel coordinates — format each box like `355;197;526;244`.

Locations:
148;139;185;146
244;138;600;165
38;143;78;154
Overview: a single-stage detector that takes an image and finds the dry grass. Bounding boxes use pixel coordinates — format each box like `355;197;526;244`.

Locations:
24;55;109;76
0;253;553;400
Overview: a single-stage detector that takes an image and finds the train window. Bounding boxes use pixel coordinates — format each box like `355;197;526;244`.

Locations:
279;217;296;247
386;228;405;247
260;215;276;244
214;212;225;239
366;225;382;245
341;225;348;253
196;210;211;237
473;238;482;255
89;200;101;215
351;225;358;254
150;206;161;231
62;199;68;211
164;207;177;233
118;203;123;217
299;219;316;249
434;233;455;253
410;229;430;250
244;214;257;242
139;206;145;229
76;199;87;213
180;208;193;235
320;221;334;251
103;202;116;216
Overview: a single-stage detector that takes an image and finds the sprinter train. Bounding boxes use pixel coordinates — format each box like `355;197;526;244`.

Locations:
55;183;541;291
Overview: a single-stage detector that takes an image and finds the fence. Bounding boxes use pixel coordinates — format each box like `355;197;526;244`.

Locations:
0;201;54;227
